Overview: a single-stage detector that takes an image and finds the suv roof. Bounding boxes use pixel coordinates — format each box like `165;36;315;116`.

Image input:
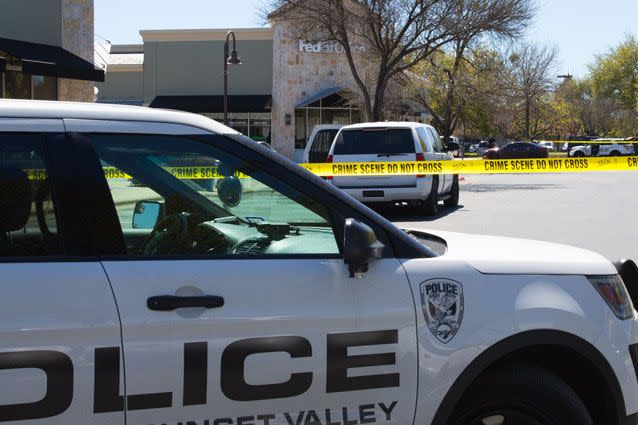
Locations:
311;124;344;131
341;121;432;130
0;99;236;135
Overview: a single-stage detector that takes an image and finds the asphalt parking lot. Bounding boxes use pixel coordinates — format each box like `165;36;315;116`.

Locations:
384;171;638;263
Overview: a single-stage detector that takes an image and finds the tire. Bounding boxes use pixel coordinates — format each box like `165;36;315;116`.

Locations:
420;176;439;216
444;175;459;207
610;150;621;157
448;364;594;425
573;150;585;157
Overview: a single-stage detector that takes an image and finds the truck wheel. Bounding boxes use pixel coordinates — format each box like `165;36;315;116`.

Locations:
421;176;439;216
449;364;593;425
444;175;459;207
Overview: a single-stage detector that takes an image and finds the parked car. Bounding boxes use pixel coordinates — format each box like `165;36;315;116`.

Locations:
302;124;343;163
569;139;635;157
483;142;549;159
539;141;555;151
475;139;497;156
1;100;638;425
328;122;459;215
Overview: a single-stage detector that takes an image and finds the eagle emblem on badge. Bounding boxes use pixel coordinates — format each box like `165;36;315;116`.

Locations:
420;279;464;344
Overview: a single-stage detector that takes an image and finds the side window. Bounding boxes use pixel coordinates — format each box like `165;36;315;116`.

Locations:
416;127;433;153
309;130;338;163
427;128;445;153
0;134;63;257
90;134;340;257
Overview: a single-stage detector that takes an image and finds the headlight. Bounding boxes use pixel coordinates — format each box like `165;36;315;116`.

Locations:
588;275;635;320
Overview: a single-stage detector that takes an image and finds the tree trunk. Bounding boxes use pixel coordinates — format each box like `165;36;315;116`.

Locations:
524;98;531;141
372;78;389;121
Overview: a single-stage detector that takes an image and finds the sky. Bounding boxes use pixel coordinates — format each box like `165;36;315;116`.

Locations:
95;0;638;78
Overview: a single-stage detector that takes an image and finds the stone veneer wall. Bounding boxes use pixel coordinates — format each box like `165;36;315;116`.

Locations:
271;21;359;158
58;0;95;102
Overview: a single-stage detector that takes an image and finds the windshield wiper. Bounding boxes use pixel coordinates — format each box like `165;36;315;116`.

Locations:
377;153;404;157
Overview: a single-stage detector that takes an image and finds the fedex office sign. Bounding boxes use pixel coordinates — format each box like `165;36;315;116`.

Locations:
298;40;365;54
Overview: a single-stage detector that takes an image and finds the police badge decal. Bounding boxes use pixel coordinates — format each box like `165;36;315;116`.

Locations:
420;279;464;344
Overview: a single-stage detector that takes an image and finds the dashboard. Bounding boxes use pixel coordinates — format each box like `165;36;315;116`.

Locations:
192;221;340;255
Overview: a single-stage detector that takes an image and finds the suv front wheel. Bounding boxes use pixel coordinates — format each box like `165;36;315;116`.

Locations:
448;364;593;425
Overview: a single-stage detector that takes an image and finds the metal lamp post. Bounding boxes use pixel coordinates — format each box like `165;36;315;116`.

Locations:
224;31;242;126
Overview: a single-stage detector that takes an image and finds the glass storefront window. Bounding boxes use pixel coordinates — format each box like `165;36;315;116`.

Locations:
293;91;363;150
321;109;351;125
227;113;249;136
249;112;271;143
204;112;271;143
33;75;57;100
1;71;57;100
4;70;31;99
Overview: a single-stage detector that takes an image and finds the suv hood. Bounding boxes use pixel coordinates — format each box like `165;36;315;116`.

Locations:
405;228;616;275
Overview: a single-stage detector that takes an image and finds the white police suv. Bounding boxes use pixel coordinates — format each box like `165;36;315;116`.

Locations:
1;100;638;425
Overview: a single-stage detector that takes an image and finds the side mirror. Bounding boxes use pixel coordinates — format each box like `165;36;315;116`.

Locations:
445;141;460;152
132;200;165;229
343;218;385;278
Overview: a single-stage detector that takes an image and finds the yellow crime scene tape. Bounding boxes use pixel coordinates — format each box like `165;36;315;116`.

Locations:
301;156;638;176
22;156;638;180
542;140;638;144
102;166;249;180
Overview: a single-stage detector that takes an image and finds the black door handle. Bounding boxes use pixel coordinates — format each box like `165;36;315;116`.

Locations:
147;295;225;311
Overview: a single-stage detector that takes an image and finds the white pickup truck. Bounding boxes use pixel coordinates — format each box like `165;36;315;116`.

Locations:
1;100;638;425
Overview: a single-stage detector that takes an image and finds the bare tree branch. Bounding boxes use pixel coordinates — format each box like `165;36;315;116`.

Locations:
266;0;537;120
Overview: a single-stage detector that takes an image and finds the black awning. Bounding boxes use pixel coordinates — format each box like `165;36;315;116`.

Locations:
0;37;104;82
149;95;272;113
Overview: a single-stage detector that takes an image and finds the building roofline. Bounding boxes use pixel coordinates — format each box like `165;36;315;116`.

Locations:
140;28;273;42
107;63;143;72
110;44;144;54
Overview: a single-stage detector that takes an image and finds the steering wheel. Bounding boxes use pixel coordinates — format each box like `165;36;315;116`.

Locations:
141;213;190;255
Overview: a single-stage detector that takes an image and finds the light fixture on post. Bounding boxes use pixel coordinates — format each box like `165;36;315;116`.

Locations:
224;30;242;126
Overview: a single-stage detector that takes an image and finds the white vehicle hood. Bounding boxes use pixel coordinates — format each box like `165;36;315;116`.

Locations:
405;228;617;275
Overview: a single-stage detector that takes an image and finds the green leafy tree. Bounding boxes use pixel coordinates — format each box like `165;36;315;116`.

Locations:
590;34;638;112
411;46;509;139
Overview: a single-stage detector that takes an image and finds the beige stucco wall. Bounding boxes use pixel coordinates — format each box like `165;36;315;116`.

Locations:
58;0;95;102
0;0;62;46
141;35;273;106
270;20;360;158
